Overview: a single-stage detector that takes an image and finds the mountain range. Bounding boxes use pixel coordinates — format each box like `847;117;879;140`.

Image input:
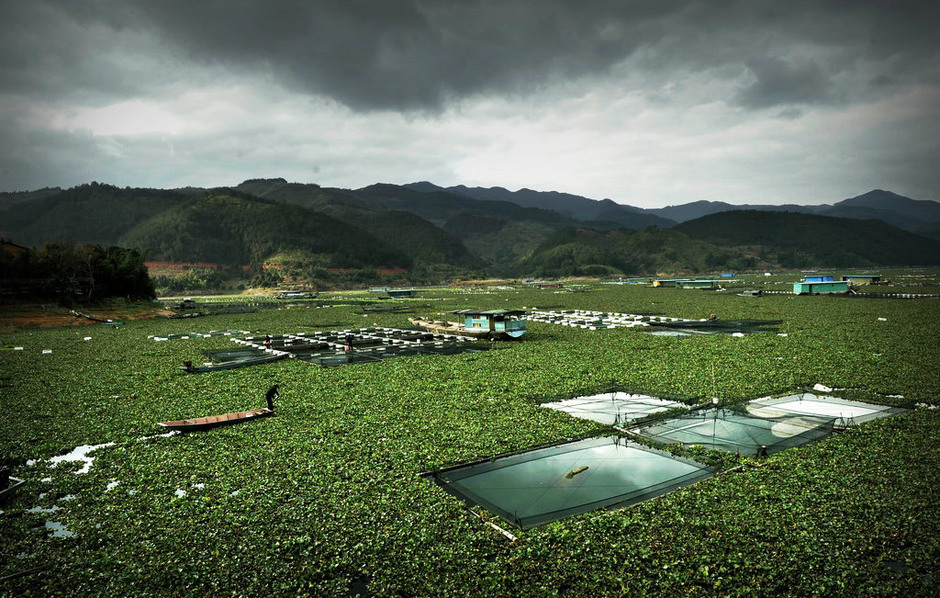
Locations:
2;180;938;285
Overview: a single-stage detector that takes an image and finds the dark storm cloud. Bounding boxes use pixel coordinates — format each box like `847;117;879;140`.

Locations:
0;115;102;191
735;57;832;108
5;0;938;112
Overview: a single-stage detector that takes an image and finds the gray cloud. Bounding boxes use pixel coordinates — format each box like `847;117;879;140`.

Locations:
2;1;934;112
735;57;832;108
1;0;938;202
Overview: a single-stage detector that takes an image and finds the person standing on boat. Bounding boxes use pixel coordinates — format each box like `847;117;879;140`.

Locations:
265;384;279;411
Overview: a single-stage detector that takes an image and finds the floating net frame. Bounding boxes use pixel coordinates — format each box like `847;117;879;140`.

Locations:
629;408;837;457
541;391;689;426
746;393;906;428
431;435;714;530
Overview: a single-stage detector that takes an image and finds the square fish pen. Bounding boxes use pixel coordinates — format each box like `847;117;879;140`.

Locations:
431;436;714;529
629;408;836;456
746;393;905;427
542;392;688;426
269;329;488;366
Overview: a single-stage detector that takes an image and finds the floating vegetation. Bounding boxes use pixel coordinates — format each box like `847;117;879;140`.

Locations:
1;281;937;596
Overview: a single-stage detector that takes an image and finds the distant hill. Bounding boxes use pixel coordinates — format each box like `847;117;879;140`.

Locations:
822;190;940;239
233;179;482;268
674;210;940;268
519;209;940;277
0;183;188;248
646;190;940;240
831;189;940;221
517;227;742;277
0;187;63;211
648;200;821;223
119;190;411;270
406;182;676;229
351;183;580;269
4;179;938;286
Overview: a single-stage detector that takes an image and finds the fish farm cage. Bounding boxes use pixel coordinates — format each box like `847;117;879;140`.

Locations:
629;408;837;457
179;327;488;372
541;392;688;426
746;393;906;428
431;435;714;529
528;310;780;335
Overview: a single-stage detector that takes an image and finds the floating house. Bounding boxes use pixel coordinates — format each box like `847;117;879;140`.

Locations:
410;309;527;339
842;274;882;285
793;280;849;295
457;309;527;338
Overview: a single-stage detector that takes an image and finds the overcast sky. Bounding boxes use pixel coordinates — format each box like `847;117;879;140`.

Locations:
2;1;938;207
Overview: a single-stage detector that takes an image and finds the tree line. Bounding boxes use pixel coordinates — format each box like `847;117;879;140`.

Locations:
0;240;155;303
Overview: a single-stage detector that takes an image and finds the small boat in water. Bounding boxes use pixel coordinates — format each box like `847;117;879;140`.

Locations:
158;408;273;432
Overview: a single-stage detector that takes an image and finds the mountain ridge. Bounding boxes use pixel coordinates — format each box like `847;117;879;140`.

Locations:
3;179;937;288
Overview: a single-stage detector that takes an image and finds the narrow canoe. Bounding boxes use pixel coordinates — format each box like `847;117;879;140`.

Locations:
158;408;273;432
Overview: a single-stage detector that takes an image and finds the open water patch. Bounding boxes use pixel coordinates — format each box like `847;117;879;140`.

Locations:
431;436;713;529
542;392;687;426
47;442;116;474
44;520;74;538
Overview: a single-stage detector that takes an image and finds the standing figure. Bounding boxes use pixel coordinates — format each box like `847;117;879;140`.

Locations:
265;384;280;411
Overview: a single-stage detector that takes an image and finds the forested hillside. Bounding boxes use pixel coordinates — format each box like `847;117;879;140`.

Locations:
120;190;411;270
233;179;483;269
674;210;940;267
0;183;188;247
517;227;750;277
2;180;937;289
352;184;579;267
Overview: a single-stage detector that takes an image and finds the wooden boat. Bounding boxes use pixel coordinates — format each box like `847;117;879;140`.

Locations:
158;408;274;432
0;477;25;504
